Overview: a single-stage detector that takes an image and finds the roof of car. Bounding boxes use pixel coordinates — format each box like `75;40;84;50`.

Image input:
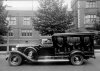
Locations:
53;32;95;36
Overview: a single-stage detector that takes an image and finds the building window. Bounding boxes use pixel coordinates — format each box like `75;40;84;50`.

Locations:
0;46;7;51
3;33;7;36
86;1;96;8
21;30;32;37
9;30;14;37
23;17;31;25
6;17;16;25
84;15;96;24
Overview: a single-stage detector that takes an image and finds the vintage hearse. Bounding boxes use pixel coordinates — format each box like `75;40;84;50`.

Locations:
7;32;95;66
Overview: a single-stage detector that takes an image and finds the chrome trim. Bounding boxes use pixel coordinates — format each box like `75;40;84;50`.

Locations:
37;59;69;62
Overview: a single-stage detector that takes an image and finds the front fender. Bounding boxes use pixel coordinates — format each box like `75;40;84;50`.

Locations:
7;51;36;62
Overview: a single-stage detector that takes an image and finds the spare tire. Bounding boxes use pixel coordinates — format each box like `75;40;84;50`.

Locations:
24;47;38;60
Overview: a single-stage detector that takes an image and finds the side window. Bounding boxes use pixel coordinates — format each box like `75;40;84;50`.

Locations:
57;37;63;44
57;36;63;47
95;34;100;45
67;37;80;43
84;37;90;45
84;37;89;42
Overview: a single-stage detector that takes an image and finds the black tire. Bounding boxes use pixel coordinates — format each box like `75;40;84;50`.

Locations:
24;48;38;60
70;54;84;66
8;54;22;66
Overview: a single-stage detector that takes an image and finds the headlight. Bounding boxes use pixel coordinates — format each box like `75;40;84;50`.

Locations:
11;47;17;51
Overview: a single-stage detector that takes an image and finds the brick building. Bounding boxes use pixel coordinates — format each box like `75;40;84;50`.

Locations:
71;0;100;29
0;10;41;52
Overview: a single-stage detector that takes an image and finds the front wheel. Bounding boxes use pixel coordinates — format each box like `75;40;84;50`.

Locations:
8;54;22;66
70;54;84;66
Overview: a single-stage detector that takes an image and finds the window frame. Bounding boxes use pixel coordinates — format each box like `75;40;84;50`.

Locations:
21;29;32;37
23;16;31;25
84;14;96;24
86;1;97;8
9;30;14;37
6;16;16;25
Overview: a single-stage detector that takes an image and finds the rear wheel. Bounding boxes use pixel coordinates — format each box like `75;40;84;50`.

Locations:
70;54;84;66
8;54;22;66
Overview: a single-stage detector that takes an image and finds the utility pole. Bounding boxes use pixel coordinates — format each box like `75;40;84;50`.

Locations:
32;0;34;43
7;30;9;52
7;25;11;52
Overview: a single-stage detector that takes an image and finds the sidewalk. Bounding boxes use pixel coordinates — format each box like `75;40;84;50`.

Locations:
95;50;100;53
0;52;8;59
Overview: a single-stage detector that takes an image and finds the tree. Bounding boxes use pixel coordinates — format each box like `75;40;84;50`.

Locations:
32;0;73;35
92;11;100;31
0;3;8;44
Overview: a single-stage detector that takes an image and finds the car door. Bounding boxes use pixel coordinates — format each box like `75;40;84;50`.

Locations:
84;36;92;51
54;36;66;55
38;38;55;56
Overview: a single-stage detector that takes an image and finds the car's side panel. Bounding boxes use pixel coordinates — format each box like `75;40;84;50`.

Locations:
38;47;55;56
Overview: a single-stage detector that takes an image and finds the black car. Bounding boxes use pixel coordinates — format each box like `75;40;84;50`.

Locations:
7;32;95;66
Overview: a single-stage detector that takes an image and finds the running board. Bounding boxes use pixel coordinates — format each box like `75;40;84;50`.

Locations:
36;59;69;62
38;56;69;59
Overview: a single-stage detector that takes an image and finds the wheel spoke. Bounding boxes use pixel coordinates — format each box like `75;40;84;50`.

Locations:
71;55;83;65
11;56;19;64
9;54;22;66
74;56;81;64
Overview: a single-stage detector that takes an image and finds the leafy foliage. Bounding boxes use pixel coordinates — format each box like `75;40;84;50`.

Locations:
32;0;73;35
0;3;8;43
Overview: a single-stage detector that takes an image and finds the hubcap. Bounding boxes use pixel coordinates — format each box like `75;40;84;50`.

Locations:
11;56;19;65
73;55;82;65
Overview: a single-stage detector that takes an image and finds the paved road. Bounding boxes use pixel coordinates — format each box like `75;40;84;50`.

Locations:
0;53;100;71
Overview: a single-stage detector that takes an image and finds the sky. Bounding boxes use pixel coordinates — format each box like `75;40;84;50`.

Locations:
3;0;72;11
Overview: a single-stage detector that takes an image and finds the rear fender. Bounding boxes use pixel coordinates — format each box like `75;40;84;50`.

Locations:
8;51;36;62
70;50;84;57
